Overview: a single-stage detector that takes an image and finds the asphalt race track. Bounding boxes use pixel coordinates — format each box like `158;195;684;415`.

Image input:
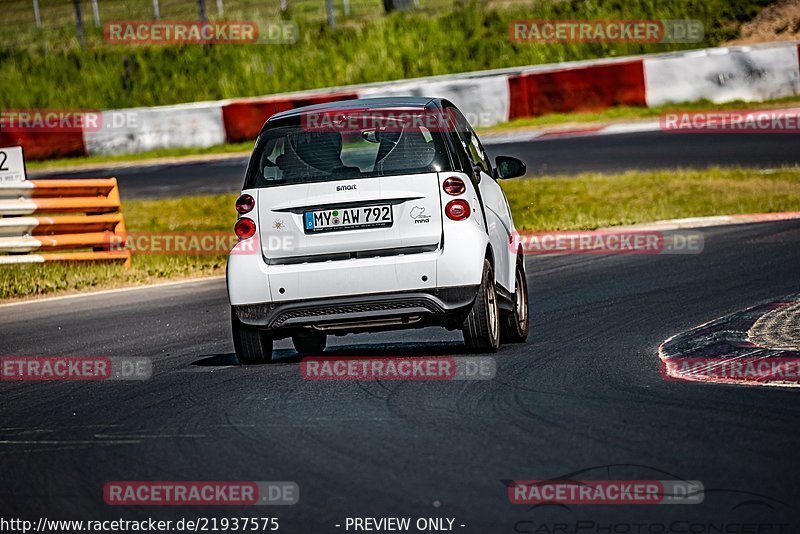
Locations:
32;131;800;198
2;220;800;530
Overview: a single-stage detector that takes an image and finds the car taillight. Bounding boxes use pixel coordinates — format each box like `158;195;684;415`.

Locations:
445;199;471;221
442;177;466;196
235;194;255;214
234;218;256;240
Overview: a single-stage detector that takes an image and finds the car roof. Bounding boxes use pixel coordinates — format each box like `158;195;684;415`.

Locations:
268;96;442;122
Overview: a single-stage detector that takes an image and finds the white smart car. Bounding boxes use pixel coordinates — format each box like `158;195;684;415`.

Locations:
227;97;529;363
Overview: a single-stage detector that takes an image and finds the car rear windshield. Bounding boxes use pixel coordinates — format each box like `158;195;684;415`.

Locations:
243;110;453;188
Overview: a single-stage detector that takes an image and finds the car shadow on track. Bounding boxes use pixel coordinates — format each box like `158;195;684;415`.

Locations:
192;341;468;367
315;340;466;357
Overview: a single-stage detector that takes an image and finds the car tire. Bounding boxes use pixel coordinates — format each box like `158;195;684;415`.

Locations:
462;259;500;353
231;308;274;365
501;260;529;343
292;332;327;355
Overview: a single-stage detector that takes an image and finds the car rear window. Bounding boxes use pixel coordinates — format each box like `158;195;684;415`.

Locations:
243;111;453;188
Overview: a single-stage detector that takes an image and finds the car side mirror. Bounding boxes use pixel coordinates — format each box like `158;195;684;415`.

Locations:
494;156;526;179
361;129;379;143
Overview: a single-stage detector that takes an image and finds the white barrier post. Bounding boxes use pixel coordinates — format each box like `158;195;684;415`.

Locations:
91;0;100;27
32;0;41;29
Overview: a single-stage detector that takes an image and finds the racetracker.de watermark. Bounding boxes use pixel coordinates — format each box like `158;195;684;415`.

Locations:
103;481;299;506
513;230;704;255
300;107;500;132
0;357;151;381
661;109;800;133
301;356;496;381
509;19;703;43
1;518;279;533
104;20;298;45
107;232;293;256
663;356;800;383
1;109;145;133
1;109;100;133
507;480;704;505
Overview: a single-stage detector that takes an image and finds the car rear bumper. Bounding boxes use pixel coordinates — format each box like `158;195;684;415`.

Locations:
233;285;478;335
227;220;489;308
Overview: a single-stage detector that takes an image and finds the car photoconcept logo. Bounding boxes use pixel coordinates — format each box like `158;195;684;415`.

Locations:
411;206;431;224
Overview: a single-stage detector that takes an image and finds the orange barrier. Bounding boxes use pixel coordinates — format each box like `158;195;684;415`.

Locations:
31;213;125;235
0;130;87;161
222;92;359;143
0;178;130;267
507;60;647;119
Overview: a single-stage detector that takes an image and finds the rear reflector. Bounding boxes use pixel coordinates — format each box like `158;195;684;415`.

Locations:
235;194;255;214
445;199;470;221
442;177;466;196
234;218;256;240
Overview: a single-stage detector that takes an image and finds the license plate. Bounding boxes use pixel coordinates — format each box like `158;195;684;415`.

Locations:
304;205;393;233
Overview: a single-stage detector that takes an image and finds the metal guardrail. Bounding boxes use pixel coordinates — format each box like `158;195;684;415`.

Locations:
2;0;437;48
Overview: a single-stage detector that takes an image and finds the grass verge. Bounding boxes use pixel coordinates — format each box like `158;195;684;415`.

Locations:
26;141;255;172
488;95;800;132
3;166;800;302
1;0;770;109
1;194;233;302
501;167;800;230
